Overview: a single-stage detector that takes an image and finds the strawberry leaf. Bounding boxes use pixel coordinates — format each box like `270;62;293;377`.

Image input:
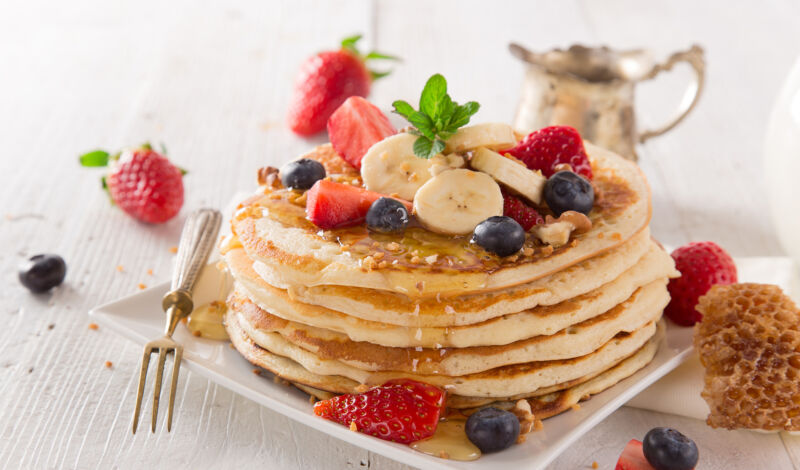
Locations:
340;34;362;54
79;150;110;167
365;51;400;61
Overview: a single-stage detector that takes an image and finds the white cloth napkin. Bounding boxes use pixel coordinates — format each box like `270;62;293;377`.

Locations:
627;256;800;420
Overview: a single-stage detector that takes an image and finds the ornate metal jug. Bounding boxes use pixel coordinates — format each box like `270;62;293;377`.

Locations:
510;43;705;160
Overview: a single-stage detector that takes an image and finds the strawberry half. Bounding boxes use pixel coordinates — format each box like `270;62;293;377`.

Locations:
306;179;411;230
327;96;396;170
313;379;445;444
665;241;737;326
616;439;656;470
287;35;397;136
501;125;593;180
503;194;544;231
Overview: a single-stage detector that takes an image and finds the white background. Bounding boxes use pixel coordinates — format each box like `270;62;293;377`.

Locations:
1;0;799;468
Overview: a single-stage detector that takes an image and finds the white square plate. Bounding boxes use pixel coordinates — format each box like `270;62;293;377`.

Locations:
89;281;694;470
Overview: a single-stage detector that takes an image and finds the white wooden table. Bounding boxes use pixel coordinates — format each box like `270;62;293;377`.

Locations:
2;0;800;468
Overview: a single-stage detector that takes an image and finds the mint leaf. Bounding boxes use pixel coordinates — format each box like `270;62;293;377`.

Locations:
408;112;435;140
393;74;480;158
448;101;480;131
79;150;110;167
392;100;415;119
420;74;447;117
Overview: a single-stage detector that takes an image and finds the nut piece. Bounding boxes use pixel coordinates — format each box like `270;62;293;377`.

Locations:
512;399;535;435
429;153;465;176
531;211;592;247
257;166;281;188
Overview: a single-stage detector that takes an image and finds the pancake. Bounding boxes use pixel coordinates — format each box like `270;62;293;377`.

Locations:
228;228;672;328
231;142;651;297
226;308;664;410
228;279;668;375
225;305;659;397
458;321;664;415
225;239;674;347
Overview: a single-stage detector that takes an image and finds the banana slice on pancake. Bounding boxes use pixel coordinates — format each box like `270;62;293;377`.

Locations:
444;123;517;153
413;169;503;235
360;133;434;201
471;147;546;204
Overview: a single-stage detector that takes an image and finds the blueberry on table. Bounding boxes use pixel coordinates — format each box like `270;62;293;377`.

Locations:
543;170;594;216
472;216;525;257
366;197;409;233
642;427;699;470
279;158;326;190
465;407;520;453
18;254;67;293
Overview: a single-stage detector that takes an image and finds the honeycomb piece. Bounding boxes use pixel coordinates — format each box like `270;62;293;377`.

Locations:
695;283;800;431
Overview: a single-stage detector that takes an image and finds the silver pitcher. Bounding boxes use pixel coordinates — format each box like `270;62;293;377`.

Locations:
510;43;705;160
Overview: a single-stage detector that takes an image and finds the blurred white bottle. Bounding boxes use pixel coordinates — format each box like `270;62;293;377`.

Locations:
765;57;800;269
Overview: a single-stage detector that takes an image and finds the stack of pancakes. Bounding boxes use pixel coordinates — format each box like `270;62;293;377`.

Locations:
222;142;678;418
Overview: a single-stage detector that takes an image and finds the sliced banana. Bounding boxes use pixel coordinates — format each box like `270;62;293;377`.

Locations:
360;133;436;200
444;123;517;153
471;147;546;204
429;153;465;176
413;169;503;235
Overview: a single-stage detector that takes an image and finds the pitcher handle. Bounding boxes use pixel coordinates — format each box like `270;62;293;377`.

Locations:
638;45;705;143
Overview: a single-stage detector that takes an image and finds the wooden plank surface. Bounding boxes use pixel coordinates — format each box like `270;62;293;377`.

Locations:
1;0;799;468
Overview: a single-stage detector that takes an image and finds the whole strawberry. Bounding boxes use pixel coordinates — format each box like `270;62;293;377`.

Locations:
80;144;185;223
501;126;593;180
503;194;544;231
287;34;397;136
665;242;737;326
313;379;444;444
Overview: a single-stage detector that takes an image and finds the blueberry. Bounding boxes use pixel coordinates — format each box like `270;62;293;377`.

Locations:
18;254;67;293
366;198;409;233
472;216;525;257
543;170;594;216
465;407;520;453
279;158;326;190
643;427;699;470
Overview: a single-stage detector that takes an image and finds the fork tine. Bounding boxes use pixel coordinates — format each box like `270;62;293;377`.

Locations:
167;347;183;432
151;347;168;432
132;346;154;434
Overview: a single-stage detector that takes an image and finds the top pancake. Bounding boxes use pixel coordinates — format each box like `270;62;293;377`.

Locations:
230;142;651;297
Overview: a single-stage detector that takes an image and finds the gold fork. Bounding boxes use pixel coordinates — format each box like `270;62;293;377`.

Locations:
132;208;222;433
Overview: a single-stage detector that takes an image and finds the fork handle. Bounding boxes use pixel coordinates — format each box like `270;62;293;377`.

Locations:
161;208;222;334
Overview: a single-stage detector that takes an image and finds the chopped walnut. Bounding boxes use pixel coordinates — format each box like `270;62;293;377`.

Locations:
257;166;281;188
512;399;535;435
531;211;592;247
362;256;376;271
429;153;465;176
386;242;401;252
425;254;438;265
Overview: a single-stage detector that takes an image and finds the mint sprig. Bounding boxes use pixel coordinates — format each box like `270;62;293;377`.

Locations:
392;74;480;159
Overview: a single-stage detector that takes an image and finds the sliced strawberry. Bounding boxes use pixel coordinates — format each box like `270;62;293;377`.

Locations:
313;379;445;444
616;439;656;470
306;179;411;229
501;125;593;180
327;96;396;170
503;194;544;231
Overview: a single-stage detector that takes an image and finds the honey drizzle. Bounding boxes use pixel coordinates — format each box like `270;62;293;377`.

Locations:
410;419;480;461
187;301;229;340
